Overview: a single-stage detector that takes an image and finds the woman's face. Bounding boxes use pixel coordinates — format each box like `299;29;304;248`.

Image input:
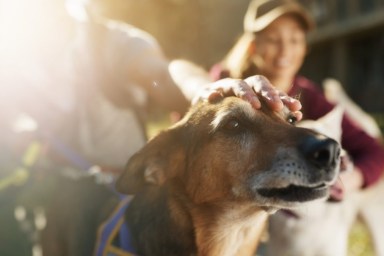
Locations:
253;14;307;83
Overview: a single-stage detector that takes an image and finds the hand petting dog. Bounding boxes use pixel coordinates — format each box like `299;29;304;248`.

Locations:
194;75;303;121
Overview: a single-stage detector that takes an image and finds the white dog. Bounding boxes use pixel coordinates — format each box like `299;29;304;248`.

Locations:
323;78;382;139
266;106;384;256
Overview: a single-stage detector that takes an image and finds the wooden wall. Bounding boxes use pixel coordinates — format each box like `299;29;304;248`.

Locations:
300;0;384;131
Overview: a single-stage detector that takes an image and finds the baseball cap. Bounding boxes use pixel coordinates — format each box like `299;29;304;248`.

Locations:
244;0;315;33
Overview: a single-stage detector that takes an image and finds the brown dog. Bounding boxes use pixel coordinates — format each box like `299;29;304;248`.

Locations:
116;96;341;256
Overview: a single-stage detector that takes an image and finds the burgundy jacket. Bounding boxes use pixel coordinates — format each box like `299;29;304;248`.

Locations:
210;66;384;187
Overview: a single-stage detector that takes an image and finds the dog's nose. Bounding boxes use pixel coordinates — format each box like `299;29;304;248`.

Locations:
299;136;340;169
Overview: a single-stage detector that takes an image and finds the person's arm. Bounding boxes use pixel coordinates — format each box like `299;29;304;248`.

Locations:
125;27;302;116
190;75;302;115
169;60;302;112
125;36;191;113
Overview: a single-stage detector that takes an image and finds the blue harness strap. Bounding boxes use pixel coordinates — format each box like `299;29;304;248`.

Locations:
94;195;136;256
43;130;93;171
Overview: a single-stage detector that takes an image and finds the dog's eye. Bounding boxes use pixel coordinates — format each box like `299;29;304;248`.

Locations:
287;115;297;125
222;118;242;132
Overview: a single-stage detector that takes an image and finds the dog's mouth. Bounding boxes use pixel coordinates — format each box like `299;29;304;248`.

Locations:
257;183;328;202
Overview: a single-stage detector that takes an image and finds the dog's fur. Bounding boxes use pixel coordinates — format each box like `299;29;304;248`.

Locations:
115;96;341;256
266;106;384;256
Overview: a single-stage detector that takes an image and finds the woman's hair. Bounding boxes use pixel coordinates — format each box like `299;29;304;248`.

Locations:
220;32;256;79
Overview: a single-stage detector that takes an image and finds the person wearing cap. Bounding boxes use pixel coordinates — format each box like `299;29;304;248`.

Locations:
210;0;384;196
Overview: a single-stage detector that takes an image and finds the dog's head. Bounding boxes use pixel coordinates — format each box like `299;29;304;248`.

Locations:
116;97;341;210
297;106;343;144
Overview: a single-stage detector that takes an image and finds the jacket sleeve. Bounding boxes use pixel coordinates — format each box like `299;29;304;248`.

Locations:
341;115;384;187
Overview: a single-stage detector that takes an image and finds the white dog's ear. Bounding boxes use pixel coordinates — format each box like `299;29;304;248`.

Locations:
116;128;185;195
324;78;382;139
316;106;344;142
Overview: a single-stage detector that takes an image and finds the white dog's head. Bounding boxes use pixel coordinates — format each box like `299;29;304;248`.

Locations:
297;106;353;174
297;106;343;143
298;106;355;207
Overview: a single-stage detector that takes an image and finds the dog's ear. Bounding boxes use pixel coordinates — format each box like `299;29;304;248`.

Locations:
116;128;185;194
317;105;344;142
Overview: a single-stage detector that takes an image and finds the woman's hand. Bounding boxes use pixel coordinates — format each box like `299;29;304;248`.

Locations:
329;153;363;202
341;168;364;192
193;75;302;121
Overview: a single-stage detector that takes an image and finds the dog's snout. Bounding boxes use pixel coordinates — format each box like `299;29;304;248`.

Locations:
300;136;340;169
